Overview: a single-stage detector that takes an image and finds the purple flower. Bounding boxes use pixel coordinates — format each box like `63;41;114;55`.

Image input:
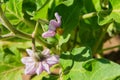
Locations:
21;49;59;75
42;12;61;38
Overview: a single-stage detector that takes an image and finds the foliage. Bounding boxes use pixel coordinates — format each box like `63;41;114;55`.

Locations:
0;0;120;80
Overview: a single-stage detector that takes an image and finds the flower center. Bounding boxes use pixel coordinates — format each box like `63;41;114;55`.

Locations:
33;52;46;62
56;27;63;35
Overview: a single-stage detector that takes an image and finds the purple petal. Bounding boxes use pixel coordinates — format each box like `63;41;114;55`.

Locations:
42;30;56;38
41;49;50;56
48;12;61;30
55;12;61;26
49;21;57;31
42;61;50;73
21;57;34;65
26;49;33;56
24;62;36;75
46;55;59;66
36;62;43;75
49;20;59;29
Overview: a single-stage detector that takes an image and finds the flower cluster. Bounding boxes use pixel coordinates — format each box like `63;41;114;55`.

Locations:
42;12;61;38
21;49;59;75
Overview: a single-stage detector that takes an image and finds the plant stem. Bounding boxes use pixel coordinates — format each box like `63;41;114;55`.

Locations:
79;10;120;20
0;6;50;47
0;32;15;40
22;18;35;28
0;7;32;39
38;19;48;25
73;27;78;48
80;12;97;19
92;24;108;54
32;22;39;52
100;44;120;53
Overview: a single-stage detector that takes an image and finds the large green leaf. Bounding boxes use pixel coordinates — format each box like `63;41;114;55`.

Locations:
60;47;120;80
53;0;83;35
0;45;23;80
33;0;62;20
64;58;120;80
5;0;24;25
0;68;23;80
60;47;92;74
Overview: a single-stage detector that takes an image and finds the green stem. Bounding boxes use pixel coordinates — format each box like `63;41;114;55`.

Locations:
0;32;15;40
32;22;39;52
73;27;78;48
100;44;120;53
92;24;108;54
32;21;39;37
79;10;120;20
80;12;97;19
38;19;48;25
0;7;32;39
0;6;50;47
22;18;35;28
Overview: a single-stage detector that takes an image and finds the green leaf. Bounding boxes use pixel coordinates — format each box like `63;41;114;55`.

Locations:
16;22;34;33
97;0;120;25
60;47;92;73
0;43;25;80
32;0;51;20
97;11;112;25
107;22;116;36
0;68;23;80
53;0;83;35
60;51;73;70
31;72;48;80
22;0;36;16
60;47;120;80
57;34;71;46
62;0;74;6
84;0;101;12
64;58;120;80
5;0;24;25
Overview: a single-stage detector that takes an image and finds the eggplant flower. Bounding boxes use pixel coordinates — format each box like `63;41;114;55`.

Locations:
42;12;61;38
21;49;59;75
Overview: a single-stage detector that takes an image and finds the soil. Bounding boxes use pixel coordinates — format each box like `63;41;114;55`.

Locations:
103;35;120;64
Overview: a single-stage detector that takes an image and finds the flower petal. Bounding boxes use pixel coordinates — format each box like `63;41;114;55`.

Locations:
42;30;55;38
49;20;59;29
21;57;34;64
48;12;61;30
49;21;57;31
36;62;43;75
24;62;36;75
26;49;34;56
42;61;50;73
55;12;61;26
41;49;50;56
46;55;59;66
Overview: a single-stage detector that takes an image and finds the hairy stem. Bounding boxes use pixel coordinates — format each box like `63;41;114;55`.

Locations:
0;7;32;39
0;32;15;40
0;6;50;47
32;22;39;52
